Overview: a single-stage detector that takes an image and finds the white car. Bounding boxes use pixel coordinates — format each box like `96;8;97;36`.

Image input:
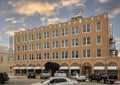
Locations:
76;74;87;82
30;77;78;85
54;70;67;77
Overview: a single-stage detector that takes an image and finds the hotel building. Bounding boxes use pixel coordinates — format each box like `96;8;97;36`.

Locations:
13;12;120;79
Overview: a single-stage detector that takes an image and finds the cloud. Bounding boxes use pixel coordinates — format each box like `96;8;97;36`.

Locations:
61;0;85;7
47;17;60;24
5;17;18;24
108;5;120;18
115;38;120;41
8;1;61;16
6;28;26;36
98;0;110;3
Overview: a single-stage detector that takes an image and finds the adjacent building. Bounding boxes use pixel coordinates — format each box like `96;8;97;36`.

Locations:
13;12;120;79
0;46;13;76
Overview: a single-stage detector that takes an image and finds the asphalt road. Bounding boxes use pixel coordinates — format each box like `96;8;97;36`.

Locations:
2;77;120;85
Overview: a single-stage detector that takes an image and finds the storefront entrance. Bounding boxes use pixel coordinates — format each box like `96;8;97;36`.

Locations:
82;66;91;78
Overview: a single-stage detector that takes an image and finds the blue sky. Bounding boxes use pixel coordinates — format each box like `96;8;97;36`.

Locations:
0;0;120;50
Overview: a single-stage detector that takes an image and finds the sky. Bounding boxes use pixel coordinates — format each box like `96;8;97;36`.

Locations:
0;0;120;51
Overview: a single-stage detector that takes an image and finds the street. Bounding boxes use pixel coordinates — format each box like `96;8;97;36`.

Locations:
2;77;120;85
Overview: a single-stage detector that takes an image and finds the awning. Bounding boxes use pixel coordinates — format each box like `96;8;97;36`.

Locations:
70;66;80;69
60;66;69;70
13;67;20;69
20;67;27;69
94;66;105;70
41;67;45;69
34;66;41;69
108;66;118;70
27;67;34;69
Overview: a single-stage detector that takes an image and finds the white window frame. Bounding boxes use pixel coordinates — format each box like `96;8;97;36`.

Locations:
36;53;41;60
72;38;79;47
36;33;41;40
44;32;49;39
62;51;68;59
52;41;58;49
96;49;102;57
44;52;49;60
82;24;90;33
62;40;68;48
52;30;58;37
29;54;34;60
83;50;90;58
71;26;79;35
53;52;58;60
72;50;79;59
44;42;49;49
83;37;90;46
62;28;68;36
96;36;102;44
96;22;101;31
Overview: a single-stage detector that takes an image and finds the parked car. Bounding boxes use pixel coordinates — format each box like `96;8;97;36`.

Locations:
76;74;87;82
30;77;78;85
89;73;115;84
28;72;36;79
0;77;4;84
40;70;50;79
54;70;67;77
0;72;9;81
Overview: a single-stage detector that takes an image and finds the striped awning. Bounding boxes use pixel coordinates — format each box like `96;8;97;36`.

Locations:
94;66;105;70
60;66;69;70
70;66;80;69
108;66;118;70
34;66;41;69
13;67;20;69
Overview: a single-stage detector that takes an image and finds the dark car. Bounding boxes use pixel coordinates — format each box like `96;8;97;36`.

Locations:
0;72;9;81
89;73;115;84
0;78;5;84
28;72;36;79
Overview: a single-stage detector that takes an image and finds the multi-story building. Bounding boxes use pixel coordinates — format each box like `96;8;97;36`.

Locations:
13;12;120;79
0;46;13;76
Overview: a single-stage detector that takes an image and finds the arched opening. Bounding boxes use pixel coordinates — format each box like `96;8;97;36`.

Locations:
21;64;27;75
82;62;91;78
60;63;69;77
70;63;80;78
94;62;105;74
35;64;41;74
107;62;118;79
27;64;34;73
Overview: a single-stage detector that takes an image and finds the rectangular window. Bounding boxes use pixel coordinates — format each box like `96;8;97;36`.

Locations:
36;33;41;40
29;54;34;60
36;53;41;60
72;50;78;58
22;35;27;42
82;24;90;33
83;50;90;57
29;44;34;51
44;32;49;39
62;28;68;36
72;38;78;46
17;46;20;51
52;41;58;48
16;37;20;42
72;26;78;35
44;42;49;49
97;49;101;57
96;22;101;31
53;52;58;59
36;43;41;50
96;36;101;44
22;54;27;61
16;55;20;61
83;37;90;45
52;30;58;37
44;52;49;60
62;40;68;47
22;45;27;51
62;51;68;59
29;34;34;41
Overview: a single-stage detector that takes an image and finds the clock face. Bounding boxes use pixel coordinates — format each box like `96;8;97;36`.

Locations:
74;9;83;16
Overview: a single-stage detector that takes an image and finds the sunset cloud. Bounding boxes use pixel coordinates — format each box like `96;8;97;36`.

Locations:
8;1;61;16
47;17;60;25
98;0;109;3
6;28;26;36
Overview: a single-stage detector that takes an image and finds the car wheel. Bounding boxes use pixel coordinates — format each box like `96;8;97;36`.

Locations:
101;79;105;84
110;81;114;84
90;78;92;82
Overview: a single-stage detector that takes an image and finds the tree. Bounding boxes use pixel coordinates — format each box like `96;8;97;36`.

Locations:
45;62;60;76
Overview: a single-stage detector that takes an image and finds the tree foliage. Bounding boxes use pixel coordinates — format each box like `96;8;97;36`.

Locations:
45;62;60;76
